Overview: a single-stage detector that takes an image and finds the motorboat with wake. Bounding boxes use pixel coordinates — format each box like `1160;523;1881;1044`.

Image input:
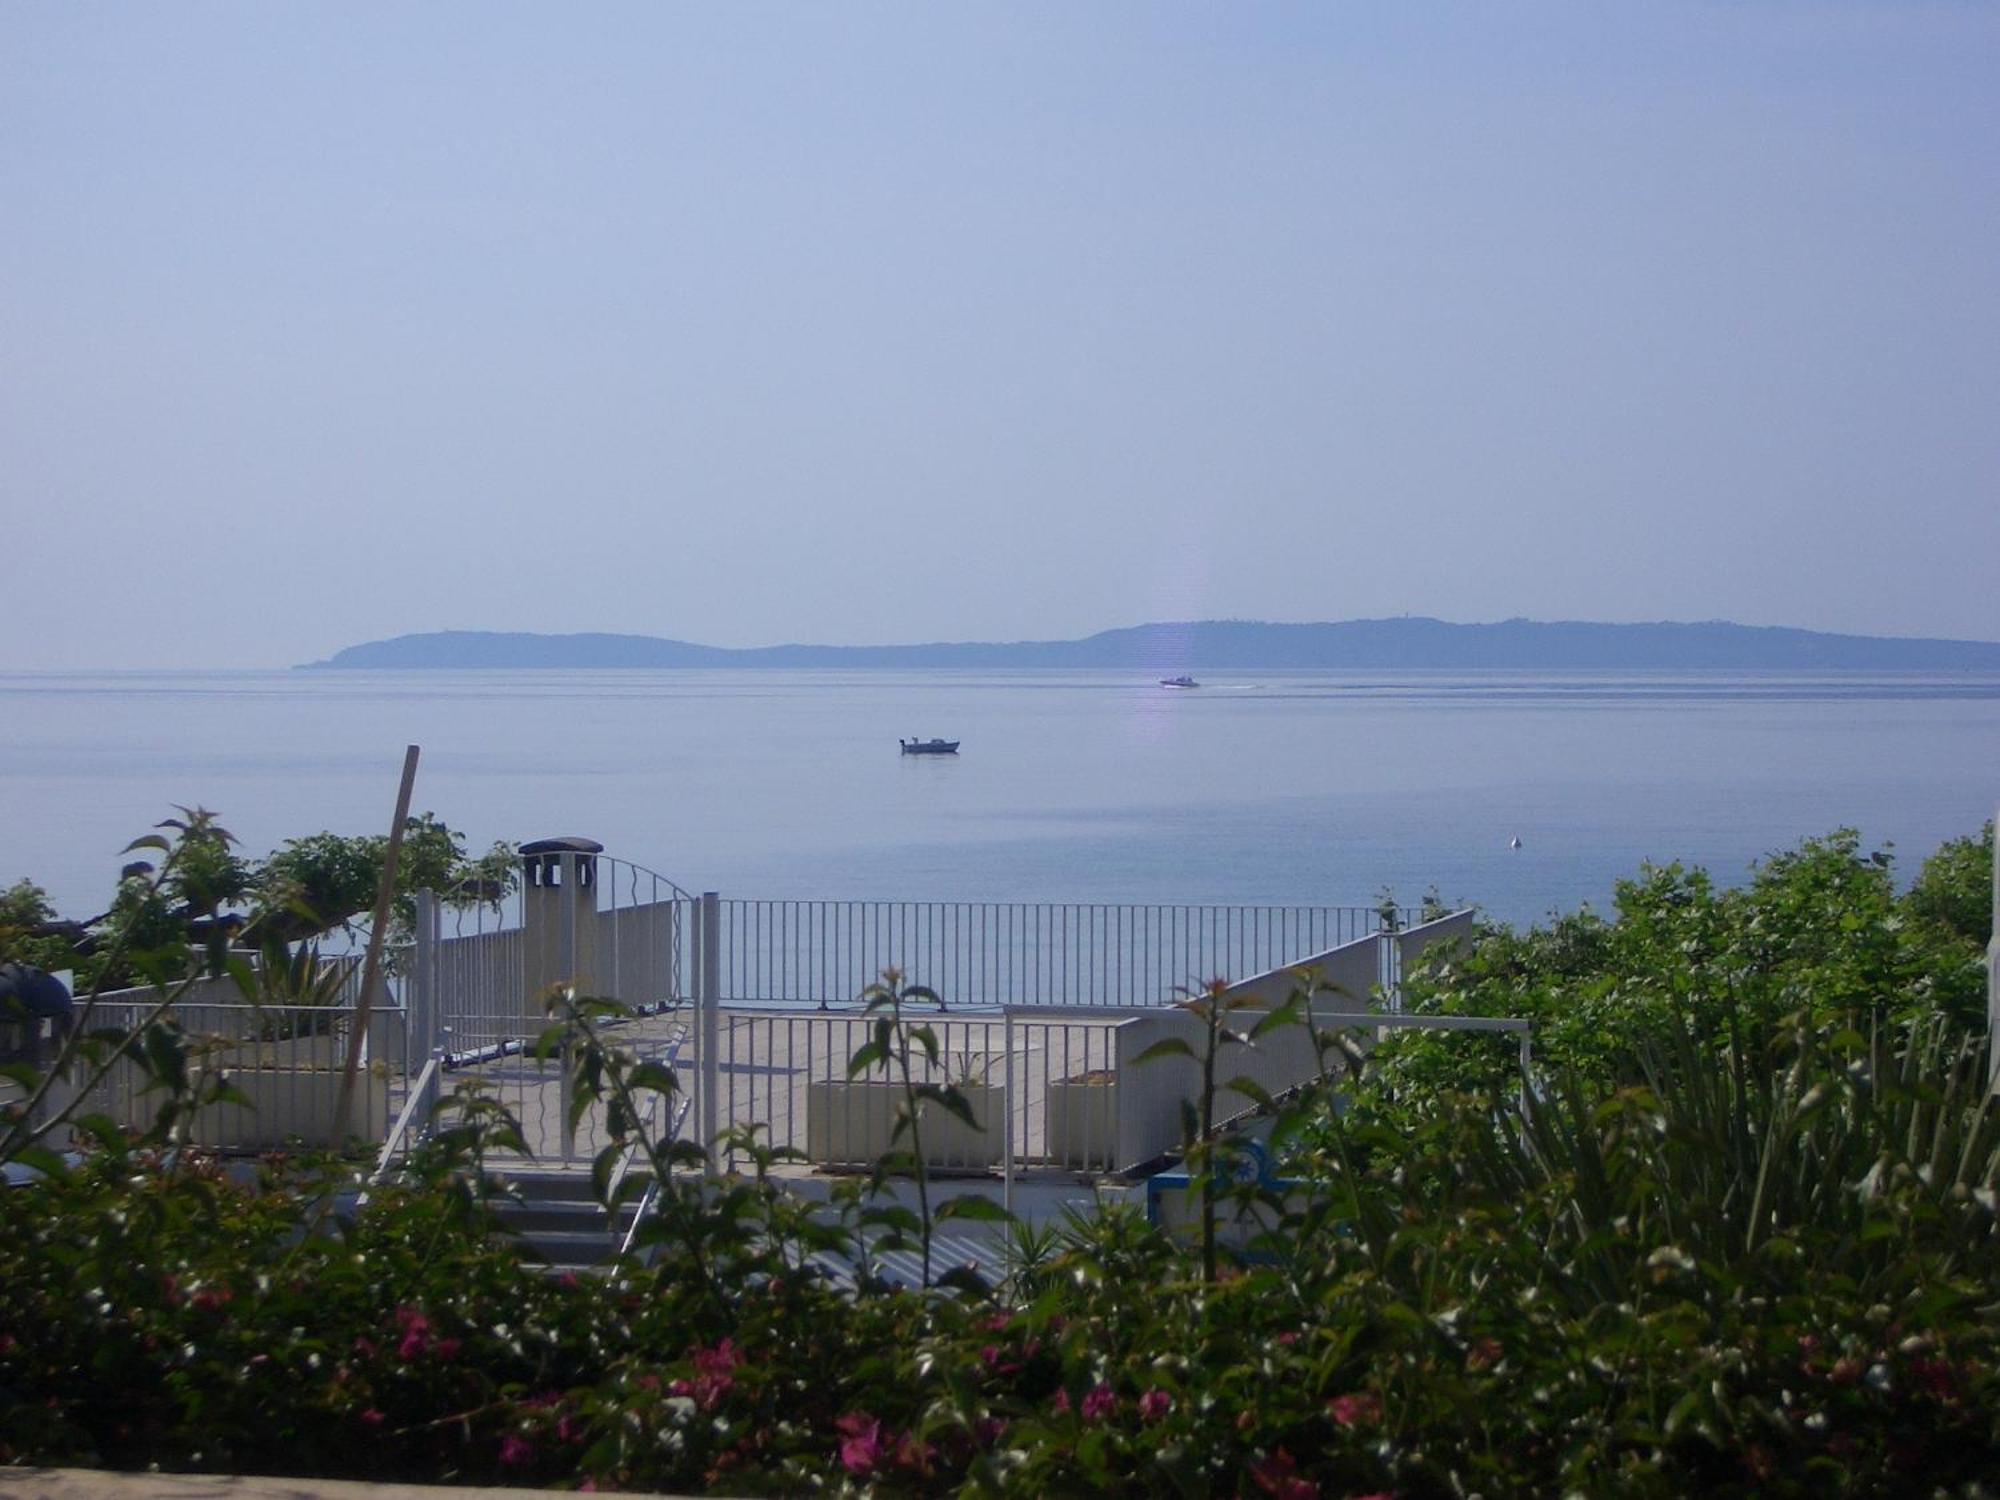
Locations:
1158;675;1200;688
899;737;960;755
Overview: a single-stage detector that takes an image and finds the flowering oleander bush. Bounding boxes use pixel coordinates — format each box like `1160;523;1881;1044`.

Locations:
3;819;1999;1495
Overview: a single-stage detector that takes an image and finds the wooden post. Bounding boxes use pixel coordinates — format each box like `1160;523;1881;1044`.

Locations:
334;745;421;1144
1988;802;1999;1092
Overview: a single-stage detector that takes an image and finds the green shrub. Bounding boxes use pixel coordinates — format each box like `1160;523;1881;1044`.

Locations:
3;818;1997;1494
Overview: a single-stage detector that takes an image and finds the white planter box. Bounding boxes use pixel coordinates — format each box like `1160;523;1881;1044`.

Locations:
1046;1074;1118;1169
181;1068;389;1151
96;1062;389;1152
806;1080;1003;1170
218;1033;345;1071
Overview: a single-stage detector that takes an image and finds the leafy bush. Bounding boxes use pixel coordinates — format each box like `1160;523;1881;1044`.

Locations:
0;877;73;976
1907;820;1996;949
1;811;517;992
1369;829;1993;1108
1;818;1996;1495
251;811;516;943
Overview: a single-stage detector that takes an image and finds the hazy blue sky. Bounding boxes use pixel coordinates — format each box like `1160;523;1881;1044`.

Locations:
4;3;1996;668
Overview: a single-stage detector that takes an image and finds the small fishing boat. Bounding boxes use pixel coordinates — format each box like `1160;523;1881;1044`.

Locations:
899;737;960;755
1158;675;1199;688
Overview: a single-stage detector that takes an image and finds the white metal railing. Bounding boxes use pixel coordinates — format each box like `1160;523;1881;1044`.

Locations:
373;1051;443;1181
712;900;1407;1011
696;1001;1335;1181
379;853;1444;1179
693;928;1520;1186
71;999;401;1150
707;1009;1010;1174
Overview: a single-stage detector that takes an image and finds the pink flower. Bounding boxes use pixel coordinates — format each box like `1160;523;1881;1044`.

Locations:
394;1307;430;1361
693;1338;742;1379
498;1433;537;1467
1050;1389;1072;1415
1249;1447;1320;1499
836;1411;886;1476
678;1339;741;1409
975;1416;1008;1446
1081;1384;1117;1422
1139;1388;1173;1422
1327;1391;1382;1428
358;1409;385;1429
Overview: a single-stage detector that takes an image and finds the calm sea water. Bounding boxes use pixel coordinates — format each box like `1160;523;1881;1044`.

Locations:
0;668;1995;928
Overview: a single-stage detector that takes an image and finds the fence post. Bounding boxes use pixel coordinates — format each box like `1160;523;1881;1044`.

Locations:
1003;1008;1016;1218
413;888;437;1075
557;851;578;1161
700;892;721;1173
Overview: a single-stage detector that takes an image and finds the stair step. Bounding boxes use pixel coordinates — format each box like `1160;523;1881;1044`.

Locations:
514;1229;622;1269
496;1205;620;1235
484;1170;638;1269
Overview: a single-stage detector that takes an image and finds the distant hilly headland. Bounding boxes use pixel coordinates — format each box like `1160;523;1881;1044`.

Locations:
298;619;2000;671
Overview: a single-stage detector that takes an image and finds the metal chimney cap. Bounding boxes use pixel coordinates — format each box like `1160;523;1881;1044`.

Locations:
519;836;604;856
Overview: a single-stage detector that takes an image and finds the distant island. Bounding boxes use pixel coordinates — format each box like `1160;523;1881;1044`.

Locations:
298;618;2000;671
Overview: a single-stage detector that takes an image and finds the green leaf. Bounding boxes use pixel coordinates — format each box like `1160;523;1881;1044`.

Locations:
69;1112;128;1154
1134;1038;1196;1066
937;1195;1013;1223
1221;1075;1274;1110
1249;1000;1301;1041
7;1143;69;1181
925;1083;981;1131
626;1061;680;1097
0;1062;39;1091
861;1205;923;1235
936;1264;991;1295
590;1142;619;1205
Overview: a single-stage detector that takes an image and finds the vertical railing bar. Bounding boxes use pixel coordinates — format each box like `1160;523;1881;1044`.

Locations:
699;892;720;1173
